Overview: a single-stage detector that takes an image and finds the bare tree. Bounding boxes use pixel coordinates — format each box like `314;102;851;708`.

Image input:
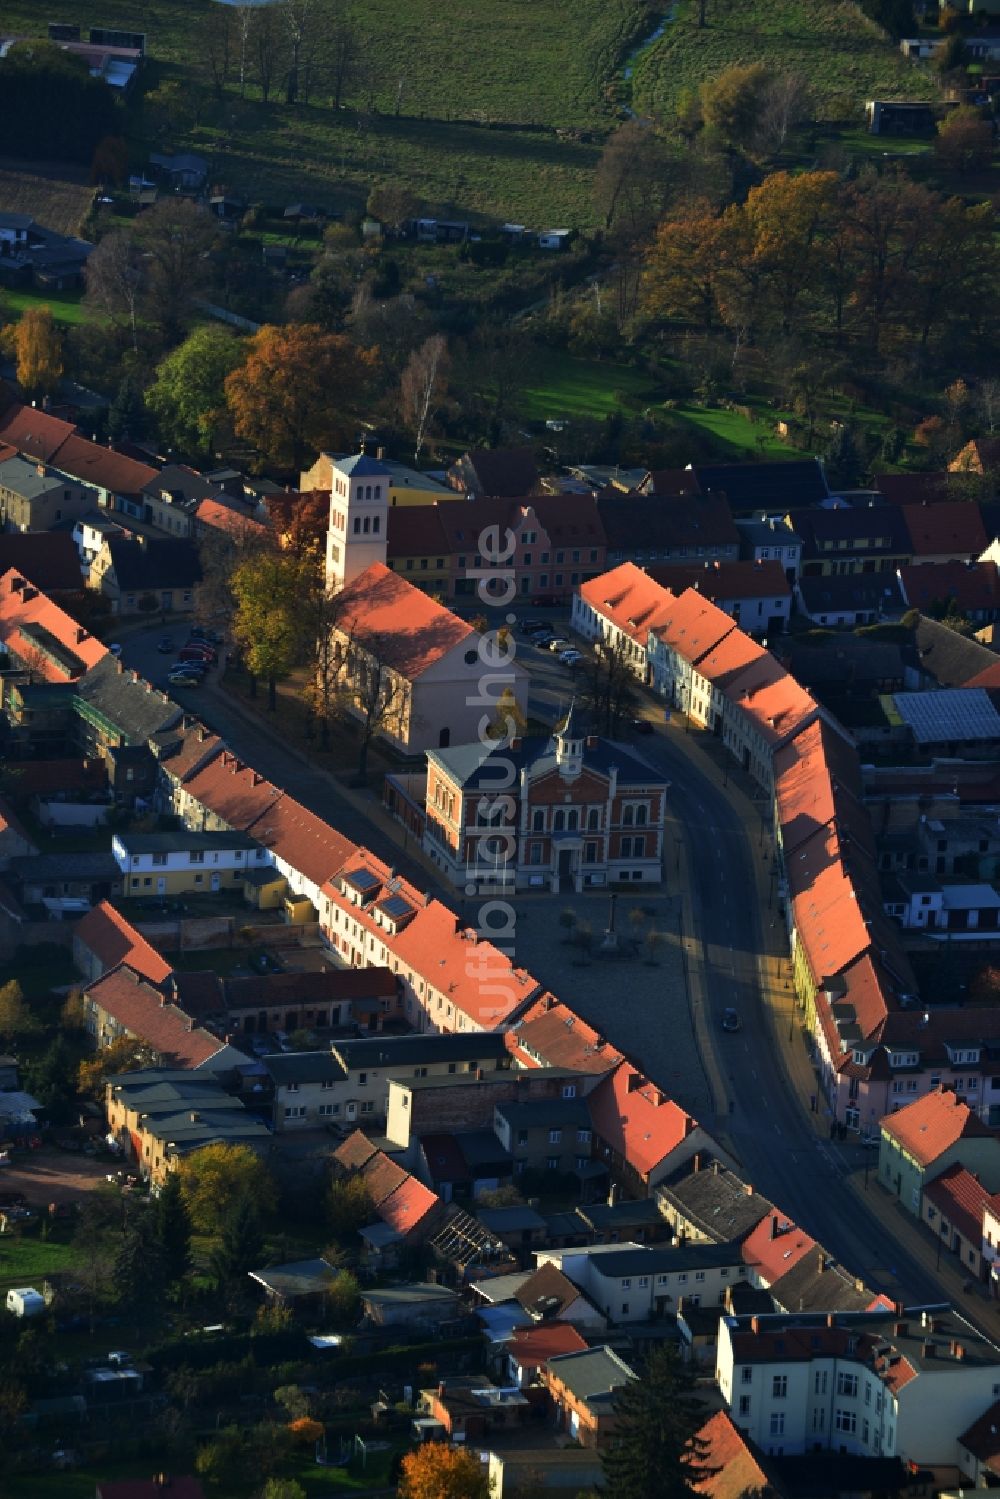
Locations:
754;72;812;156
593;119;669;237
253;4;281;103
581;634;639;735
202;5;232;98
399;334;450;463
978;379;1000;436
234;4;256;98
134;199;216;345
301;585;345;751
334;625;408;783
329;2;363;111
83;230;142;351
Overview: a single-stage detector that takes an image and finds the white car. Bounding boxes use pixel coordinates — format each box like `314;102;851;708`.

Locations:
547;638;571;653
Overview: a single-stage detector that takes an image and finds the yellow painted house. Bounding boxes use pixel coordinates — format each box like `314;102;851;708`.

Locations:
301;451;460;507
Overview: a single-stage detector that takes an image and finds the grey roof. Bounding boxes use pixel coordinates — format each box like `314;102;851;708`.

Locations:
692;460;828;509
476;1205;548;1233
331;453;390;479
249;1258;338;1298
263;1051;347;1086
797;573;906;615
545;1345;635;1405
495;1097;592;1130
144;1107;271;1150
361;1281;460;1307
892;688;1000;745
768;1249;874;1315
657;1166;773;1243
912;616;999;687
584;1242;743;1279
428;731;668;793
0;212;34;231
115;830;260;854
332;1032;509;1070
577;1199;663;1230
455;1129;513;1169
0;453;65;500
735;516;803;549
75;656;182;742
105;537;202;591
141;464;221;505
10;851;120;881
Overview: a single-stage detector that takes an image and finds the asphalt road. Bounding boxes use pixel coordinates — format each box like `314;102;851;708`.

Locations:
129;617;953;1308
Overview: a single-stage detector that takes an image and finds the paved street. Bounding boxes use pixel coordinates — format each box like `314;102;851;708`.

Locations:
121;617;991;1318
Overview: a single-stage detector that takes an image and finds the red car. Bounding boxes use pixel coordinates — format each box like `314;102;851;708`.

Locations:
179;644;216;663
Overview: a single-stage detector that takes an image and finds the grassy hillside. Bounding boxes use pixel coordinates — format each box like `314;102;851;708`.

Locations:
633;0;938;121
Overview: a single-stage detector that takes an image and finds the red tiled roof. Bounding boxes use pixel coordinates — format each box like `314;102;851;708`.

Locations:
877;472;954;505
377;1174;440;1237
646;559;790;603
695;1411;772;1499
333;1129;379;1172
923;1162;991;1244
248;794;355;891
509;1321;588;1368
959;1399;1000;1474
650;586;736;663
508;994;624;1073
333;562;475;680
182;750;283;832
900;561;1000;617
515;1262;585;1318
360;1150;409;1205
881;1086;993;1166
0;567;108;682
902;501;988;558
195;497;270;539
694;631;766;688
588;1063;697;1180
0;402;76;461
741;1212;816;1288
578;562;678;645
160;723;224;784
724;655;818;747
52;433;158;497
74;900;173;985
85;963;222;1068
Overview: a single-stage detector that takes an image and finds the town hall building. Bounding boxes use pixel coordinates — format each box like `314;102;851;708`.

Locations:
416;705;669;892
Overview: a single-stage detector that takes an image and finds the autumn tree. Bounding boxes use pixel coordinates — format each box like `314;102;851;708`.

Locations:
78;1035;151;1097
9;306;63;397
90;134;128;187
643;201;728;330
699;63;770;147
399;334;451;462
398;1442;488;1499
602;1342;713;1499
231;549;315;709
146;325;245;456
301;584;346;749
743;170;839;335
934;108;994;177
225;323;378;470
134;199;216;345
176;1142;276;1234
327;1174;374;1242
83;229;143;350
0;980;33;1043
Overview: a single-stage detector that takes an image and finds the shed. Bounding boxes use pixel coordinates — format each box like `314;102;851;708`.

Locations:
538;229;570;251
360;1281;460;1327
248;1257;338;1305
6;1286;45;1317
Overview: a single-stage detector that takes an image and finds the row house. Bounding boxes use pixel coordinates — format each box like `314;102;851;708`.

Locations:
717;1306;1000;1465
319;844;541;1034
646;559;792;637
573;561;677;679
791;506;912;579
72;898;173;987
111;828;266;896
0;402;158;516
538;1241;748;1324
598;489;740;571
419;703;668;893
877;1087;1000;1214
898;560;1000;627
170;966;399;1039
506;992;624;1079
105;1068;271;1185
83;963;230;1071
684;459;829;517
921;1164;992;1282
586;1060;734;1195
735;515;804;583
0;449;91;533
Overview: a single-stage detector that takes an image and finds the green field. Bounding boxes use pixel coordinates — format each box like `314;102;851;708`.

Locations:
2;287;93;327
633;0;937;122
518;349;660;421
0;1235;76;1291
672;403;802;458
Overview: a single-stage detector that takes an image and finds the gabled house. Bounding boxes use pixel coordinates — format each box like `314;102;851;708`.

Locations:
656;1161;773;1246
83;963;228;1071
587;1062;732;1194
72;898;173;987
901;501;988;566
539;1345;635;1447
88;536;202;614
878;1086;1000;1213
447;447;540;498
921;1162;991;1281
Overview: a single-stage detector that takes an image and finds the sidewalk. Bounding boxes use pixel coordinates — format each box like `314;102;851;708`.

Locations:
664;707;999;1334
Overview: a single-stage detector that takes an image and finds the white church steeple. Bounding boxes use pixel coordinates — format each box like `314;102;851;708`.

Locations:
325;453;390;592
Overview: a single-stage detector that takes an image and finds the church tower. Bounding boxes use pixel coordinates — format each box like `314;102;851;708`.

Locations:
325;454;390;592
554;700;584;781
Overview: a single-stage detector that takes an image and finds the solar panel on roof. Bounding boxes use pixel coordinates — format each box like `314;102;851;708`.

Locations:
345;868;380;891
381;895;413;919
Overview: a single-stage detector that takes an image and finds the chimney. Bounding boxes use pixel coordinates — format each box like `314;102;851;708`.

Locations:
691;1153;702;1174
376;446;385;461
953;1341;965;1361
817;1253;827;1274
510;736;522;752
76;626;88;642
742;1180;753;1196
475;1067;483;1080
116;658;125;674
750;1315;761;1334
36;462;45;478
437;1381;446;1398
684;1115;695;1135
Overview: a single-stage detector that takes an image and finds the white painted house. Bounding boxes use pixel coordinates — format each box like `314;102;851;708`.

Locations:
111;829;266;895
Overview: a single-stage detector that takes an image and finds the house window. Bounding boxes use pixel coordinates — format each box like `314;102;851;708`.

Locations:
532;810;545;831
741;1368;752;1386
286;1083;299;1093
549;1129;562;1144
546;1156;559;1170
862;1419;870;1445
738;1396;751;1417
835;1410;857;1434
562;1085;576;1099
189;851;205;864
284;1105;306;1119
837;1373;858;1397
318;1104;335;1117
772;1376;787;1399
770;1413;785;1437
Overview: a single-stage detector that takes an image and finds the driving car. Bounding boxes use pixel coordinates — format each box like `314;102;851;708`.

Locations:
560;649;582;664
631;718;654;735
156;637;175;653
721;1008;741;1032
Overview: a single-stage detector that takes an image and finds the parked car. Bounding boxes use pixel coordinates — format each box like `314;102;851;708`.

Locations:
191;627;224;644
547;638;571;653
169;661;207;676
180;644;216;662
156;637;175;653
167;672;202;688
531;633;555;647
521;619;545;633
560;649;582;665
721;1008;741;1032
530;594;559;607
631;718;654;735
